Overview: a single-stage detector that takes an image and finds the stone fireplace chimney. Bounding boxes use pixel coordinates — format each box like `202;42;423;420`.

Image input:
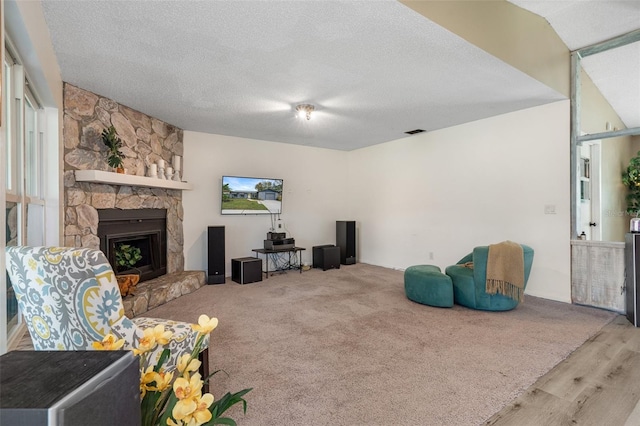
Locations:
63;83;186;275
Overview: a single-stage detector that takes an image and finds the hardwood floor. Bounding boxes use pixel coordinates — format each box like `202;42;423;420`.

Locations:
485;315;640;426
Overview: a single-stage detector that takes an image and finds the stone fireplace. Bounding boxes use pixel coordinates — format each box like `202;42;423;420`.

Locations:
63;83;205;316
63;83;185;273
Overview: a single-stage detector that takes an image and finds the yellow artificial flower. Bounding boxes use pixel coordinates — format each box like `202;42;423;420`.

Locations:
141;365;156;381
133;334;156;356
92;334;125;351
173;373;203;401
191;315;218;334
135;325;172;355
172;398;197;422
166;419;182;426
191;393;214;425
177;353;201;375
171;393;213;426
149;324;173;346
140;366;174;393
155;370;174;392
140;366;160;398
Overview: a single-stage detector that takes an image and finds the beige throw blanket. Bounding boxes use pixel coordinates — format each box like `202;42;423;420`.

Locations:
486;241;524;302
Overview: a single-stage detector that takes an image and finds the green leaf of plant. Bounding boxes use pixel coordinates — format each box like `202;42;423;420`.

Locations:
154;348;171;372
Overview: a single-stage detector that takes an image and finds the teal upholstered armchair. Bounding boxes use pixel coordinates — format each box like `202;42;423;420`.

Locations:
5;246;209;375
445;244;534;311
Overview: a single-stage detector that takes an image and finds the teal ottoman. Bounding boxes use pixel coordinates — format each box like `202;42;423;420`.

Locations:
404;265;454;308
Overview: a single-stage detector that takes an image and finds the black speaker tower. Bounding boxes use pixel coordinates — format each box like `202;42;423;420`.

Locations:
336;221;356;265
207;226;225;284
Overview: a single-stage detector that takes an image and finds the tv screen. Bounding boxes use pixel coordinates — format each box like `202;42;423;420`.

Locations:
221;176;283;215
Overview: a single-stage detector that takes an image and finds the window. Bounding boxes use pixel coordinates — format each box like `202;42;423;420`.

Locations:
25;93;41;198
4;51;21;346
3;45;47;349
4;58;14;195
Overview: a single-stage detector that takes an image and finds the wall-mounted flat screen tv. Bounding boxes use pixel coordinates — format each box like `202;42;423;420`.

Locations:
221;176;283;215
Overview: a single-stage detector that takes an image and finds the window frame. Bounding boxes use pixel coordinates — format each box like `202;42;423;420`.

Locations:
3;41;48;351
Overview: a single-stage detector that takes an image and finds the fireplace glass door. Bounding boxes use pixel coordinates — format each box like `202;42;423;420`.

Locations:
98;209;167;283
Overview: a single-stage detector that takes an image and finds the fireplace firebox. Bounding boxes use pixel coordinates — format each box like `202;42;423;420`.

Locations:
97;209;167;283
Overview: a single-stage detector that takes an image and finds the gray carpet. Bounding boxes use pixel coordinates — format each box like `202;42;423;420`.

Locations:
145;263;616;426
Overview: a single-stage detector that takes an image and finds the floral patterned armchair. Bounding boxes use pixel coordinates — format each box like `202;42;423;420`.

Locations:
5;246;209;376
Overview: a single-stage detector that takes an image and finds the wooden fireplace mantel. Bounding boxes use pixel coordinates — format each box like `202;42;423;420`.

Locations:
75;169;193;190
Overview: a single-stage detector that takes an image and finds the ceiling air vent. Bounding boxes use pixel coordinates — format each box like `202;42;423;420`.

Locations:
404;129;425;135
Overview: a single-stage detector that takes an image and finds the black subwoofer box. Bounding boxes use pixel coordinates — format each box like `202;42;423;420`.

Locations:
313;245;341;271
232;257;263;284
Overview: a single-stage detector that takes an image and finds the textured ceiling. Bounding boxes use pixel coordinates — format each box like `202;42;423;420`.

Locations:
40;0;565;151
510;0;640;129
39;1;639;151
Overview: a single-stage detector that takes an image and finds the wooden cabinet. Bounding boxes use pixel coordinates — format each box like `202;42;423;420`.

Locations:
571;240;624;313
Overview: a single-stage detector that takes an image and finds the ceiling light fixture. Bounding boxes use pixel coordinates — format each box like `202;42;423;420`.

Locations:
296;104;315;120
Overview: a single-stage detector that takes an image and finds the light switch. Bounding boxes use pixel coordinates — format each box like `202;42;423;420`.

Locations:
544;204;556;215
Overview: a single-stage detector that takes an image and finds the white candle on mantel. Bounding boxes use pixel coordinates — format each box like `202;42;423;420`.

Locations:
172;155;181;171
157;159;165;169
149;164;158;175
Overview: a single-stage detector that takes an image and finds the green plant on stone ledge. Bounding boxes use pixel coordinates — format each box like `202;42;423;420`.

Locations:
115;243;142;272
622;150;640;216
102;125;125;169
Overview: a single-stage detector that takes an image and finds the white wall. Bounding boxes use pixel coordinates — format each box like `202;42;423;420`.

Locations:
347;101;571;302
184;102;571;302
183;132;350;273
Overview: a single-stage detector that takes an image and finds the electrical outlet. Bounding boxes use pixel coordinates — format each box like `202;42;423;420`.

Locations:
544;204;556;215
429;252;434;260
